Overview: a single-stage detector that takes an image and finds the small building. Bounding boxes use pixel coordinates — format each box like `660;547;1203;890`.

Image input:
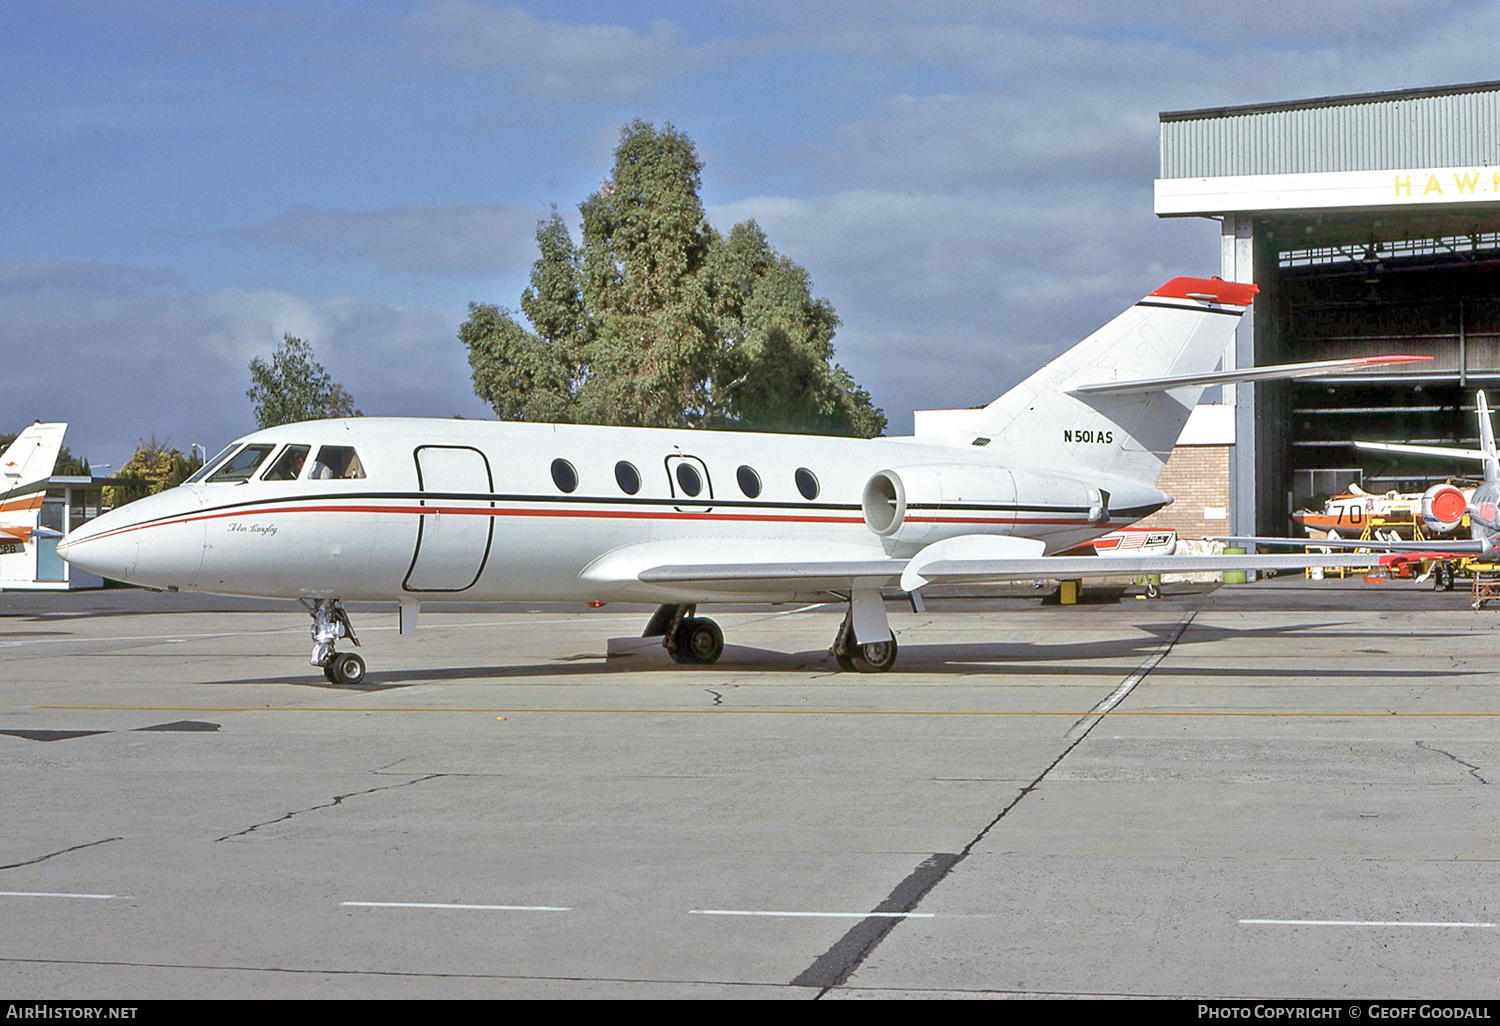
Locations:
0;475;106;590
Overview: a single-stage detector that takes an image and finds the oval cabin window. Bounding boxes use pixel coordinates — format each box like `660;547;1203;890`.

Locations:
675;462;702;497
615;461;641;495
551;458;578;493
795;467;819;501
736;465;761;499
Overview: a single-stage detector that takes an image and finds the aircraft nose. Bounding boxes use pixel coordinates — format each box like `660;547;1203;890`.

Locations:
58;511;141;583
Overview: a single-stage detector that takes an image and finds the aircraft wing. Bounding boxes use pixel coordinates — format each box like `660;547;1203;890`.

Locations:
638;561;906;584
628;534;1385;595
899;552;1384;589
582;542;906;593
1216;535;1492;556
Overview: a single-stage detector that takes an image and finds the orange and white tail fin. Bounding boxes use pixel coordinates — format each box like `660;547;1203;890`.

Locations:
0;423;67;543
974;277;1424;486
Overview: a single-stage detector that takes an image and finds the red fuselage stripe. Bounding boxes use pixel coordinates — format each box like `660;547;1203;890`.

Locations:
68;501;1133;546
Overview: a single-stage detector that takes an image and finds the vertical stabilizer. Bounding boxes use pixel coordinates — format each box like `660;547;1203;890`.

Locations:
974;278;1256;485
0;423;68;542
1478;391;1498;485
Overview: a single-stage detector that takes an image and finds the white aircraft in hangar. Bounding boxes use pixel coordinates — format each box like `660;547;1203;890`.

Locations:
58;278;1419;684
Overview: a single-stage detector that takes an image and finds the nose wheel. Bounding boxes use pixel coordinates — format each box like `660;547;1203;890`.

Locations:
305;598;365;684
324;651;367;685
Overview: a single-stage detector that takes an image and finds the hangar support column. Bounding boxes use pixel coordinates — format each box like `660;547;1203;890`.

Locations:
1222;214;1257;541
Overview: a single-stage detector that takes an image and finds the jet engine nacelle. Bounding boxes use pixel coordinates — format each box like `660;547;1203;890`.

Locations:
862;463;1110;555
1421;482;1468;535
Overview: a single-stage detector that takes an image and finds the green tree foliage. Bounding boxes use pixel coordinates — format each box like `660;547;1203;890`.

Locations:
0;432;89;477
461;121;885;437
102;436;203;507
247;334;359;429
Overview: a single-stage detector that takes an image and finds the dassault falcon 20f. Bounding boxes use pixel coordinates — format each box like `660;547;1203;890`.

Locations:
59;278;1418;683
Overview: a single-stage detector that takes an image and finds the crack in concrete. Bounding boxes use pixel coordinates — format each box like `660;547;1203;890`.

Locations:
0;837;122;871
1416;740;1490;784
215;774;446;842
0;954;793;991
796;611;1198;996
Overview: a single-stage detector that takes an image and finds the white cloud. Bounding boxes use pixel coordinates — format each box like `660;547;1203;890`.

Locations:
226;203;547;277
0;260;490;468
403;1;725;101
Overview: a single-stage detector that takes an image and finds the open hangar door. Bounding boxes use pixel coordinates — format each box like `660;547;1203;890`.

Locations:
1155;81;1500;539
1251;215;1500;535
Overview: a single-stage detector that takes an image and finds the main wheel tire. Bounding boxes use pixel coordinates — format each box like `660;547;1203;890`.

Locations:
328;651;367;686
671;617;723;665
849;636;898;673
684;617;724;664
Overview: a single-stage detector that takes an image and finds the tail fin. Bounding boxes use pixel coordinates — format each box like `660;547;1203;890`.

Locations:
0;423;67;543
975;278;1255;484
974;278;1424;486
1479;391;1498;485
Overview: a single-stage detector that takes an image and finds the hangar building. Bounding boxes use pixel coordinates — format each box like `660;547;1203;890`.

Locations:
1156;80;1500;538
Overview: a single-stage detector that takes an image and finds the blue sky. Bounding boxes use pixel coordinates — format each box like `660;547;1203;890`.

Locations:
3;1;1496;470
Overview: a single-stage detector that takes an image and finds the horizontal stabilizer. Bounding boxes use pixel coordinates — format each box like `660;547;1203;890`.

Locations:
1068;355;1430;398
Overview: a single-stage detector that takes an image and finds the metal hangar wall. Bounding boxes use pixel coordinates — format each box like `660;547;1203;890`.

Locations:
1156;81;1500;537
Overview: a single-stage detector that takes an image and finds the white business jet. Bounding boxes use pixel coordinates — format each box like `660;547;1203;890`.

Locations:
1;422;68;546
58;278;1415;683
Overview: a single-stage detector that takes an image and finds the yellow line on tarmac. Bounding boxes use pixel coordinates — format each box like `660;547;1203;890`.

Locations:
32;704;1500;718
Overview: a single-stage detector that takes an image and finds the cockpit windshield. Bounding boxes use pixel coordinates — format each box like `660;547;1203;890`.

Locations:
206;444;275;483
186;444;237;484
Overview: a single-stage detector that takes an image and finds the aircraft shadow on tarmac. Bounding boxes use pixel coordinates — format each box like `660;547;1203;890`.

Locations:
217;621;1484;687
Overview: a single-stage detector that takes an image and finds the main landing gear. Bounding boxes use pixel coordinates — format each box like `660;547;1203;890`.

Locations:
305;598;366;685
644;604;725;665
642;589;901;672
828;587;898;673
1434;561;1457;592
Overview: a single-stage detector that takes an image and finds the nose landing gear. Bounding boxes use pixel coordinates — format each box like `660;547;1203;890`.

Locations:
305;598;365;685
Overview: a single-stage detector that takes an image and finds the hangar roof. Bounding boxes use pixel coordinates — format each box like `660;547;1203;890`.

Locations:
1160;81;1500;179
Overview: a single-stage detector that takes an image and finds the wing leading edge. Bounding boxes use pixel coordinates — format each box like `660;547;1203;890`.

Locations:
632;550;1389;593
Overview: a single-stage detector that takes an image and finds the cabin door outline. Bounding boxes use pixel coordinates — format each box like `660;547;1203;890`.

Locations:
403;445;495;593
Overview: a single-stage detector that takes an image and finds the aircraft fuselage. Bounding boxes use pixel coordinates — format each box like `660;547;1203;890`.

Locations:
60;417;1169;604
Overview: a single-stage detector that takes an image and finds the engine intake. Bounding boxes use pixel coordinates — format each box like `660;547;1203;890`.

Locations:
1421;483;1468;535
